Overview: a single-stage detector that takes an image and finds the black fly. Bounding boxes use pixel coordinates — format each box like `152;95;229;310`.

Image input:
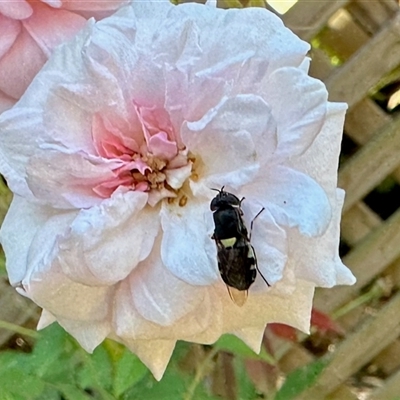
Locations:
210;186;270;306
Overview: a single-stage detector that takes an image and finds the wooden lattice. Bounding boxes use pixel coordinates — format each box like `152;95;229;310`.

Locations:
273;0;400;398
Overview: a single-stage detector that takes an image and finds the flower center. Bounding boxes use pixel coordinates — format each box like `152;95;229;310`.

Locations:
131;154;168;190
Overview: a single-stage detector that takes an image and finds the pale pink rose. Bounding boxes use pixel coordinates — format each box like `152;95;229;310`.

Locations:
0;0;128;113
0;1;355;379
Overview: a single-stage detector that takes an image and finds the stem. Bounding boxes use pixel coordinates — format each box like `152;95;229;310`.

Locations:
331;283;384;320
183;346;219;400
0;319;39;338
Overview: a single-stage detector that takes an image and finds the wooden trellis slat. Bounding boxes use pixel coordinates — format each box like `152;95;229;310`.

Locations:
297;291;400;399
368;368;400;400
347;0;399;35
340;202;381;246
339;116;400;213
282;0;350;41
326;12;400;107
344;98;391;145
315;208;400;313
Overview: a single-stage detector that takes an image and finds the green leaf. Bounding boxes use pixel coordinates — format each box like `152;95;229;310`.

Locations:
77;345;113;392
218;0;243;8
58;384;94;400
214;334;276;364
0;368;45;399
274;359;328;400
233;357;258;400
113;350;148;397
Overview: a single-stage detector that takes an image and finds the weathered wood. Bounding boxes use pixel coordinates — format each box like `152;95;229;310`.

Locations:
315;207;400;313
347;0;399;35
344;98;391;145
319;9;370;61
326;385;359;400
0;279;39;345
282;0;350;41
326;12;400;107
368;368;400;400
297;291;400;399
372;339;400;376
339;115;400;213
340;202;381;246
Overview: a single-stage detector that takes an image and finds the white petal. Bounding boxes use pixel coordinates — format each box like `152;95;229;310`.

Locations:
57;191;159;286
122;338;176;381
160;198;219;285
291;189;356;287
232;325;266;353
0;108;42;199
114;279;222;342
288;102;347;199
0;196;58;285
25;261;114;322
37;309;57;330
170;3;309;75
57;317;111;353
27;150;121;209
245;165;331;237
241;205;288;288
263;67;328;158
218;279;315;334
9;203;113;322
128;237;206;326
182;95;276;189
165;163;192;190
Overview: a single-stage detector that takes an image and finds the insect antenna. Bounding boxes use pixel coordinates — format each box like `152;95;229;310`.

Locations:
210;186;225;193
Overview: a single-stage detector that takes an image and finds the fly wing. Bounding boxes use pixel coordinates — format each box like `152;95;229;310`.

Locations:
226;286;248;307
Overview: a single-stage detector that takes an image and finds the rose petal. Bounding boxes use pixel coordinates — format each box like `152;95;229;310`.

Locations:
242;205;288;288
0;195;56;285
182;95;276;190
0;26;46;100
129;237;206;326
158;2;309;76
41;0;62;8
58;191;159;286
164;163;192;190
288;102;347;199
217;279;315;334
121;338;176;381
232;324;266;353
263;67;328;158
291;189;356;287
8;201;114;322
0;16;20;58
26;264;115;322
114;278;221;343
160;198;219;286
23;2;86;58
0;1;33;20
37;309;57;330
245;165;331;237
57;317;111;353
27;149;126;208
0;107;43;198
0;90;16;113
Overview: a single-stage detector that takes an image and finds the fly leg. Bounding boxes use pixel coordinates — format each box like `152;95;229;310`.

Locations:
249;208;270;287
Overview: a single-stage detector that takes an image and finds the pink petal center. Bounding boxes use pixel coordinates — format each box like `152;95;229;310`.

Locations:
90;103;191;203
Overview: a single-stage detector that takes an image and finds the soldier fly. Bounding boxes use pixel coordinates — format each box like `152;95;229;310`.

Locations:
210;186;270;306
